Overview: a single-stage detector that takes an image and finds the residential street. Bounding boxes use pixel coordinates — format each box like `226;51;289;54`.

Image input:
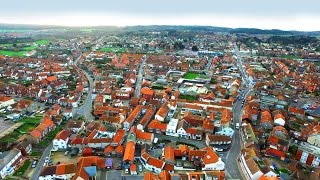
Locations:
134;55;146;98
30;143;53;180
74;53;95;121
224;43;253;179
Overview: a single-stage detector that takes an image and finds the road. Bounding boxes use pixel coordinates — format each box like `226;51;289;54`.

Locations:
224;43;254;180
154;134;206;149
30;142;53;180
73;52;95;121
134;55;146;98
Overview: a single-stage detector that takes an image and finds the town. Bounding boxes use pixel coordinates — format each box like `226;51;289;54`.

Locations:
0;26;319;180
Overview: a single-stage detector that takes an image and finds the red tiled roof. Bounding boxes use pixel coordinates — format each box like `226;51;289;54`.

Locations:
147;157;165;168
202;147;219;165
123;141;135;162
55;130;71;140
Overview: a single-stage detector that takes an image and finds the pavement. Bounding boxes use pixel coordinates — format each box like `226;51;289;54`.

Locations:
224;43;254;180
134;55;146;98
30;142;53;180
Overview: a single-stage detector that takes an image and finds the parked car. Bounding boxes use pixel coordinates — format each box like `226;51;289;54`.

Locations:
31;160;38;168
125;168;129;174
138;165;143;172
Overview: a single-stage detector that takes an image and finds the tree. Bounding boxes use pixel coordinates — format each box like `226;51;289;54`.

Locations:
191;45;199;51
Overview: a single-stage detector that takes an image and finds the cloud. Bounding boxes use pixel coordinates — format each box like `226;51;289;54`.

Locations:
0;0;319;31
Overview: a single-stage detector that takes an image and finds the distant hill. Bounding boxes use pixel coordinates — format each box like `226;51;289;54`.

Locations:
0;23;319;36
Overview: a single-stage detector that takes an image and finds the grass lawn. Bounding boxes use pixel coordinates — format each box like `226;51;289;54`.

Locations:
184;72;200;80
0;50;27;57
20;116;42;124
30;151;41;156
99;47;126;53
13;160;31;176
35;39;50;45
180;94;198;101
23;46;37;51
16;124;34;133
0;117;42;143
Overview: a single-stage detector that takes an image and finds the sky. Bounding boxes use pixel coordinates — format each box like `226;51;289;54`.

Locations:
1;0;320;31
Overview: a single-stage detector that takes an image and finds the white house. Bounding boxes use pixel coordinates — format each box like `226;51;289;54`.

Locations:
0;148;22;179
166;118;179;137
176;120;189;138
0;96;15;109
53;130;72;150
215;127;235;137
201;147;225;171
274;114;285;126
239;148;264;180
39;164;76;180
145;157;165;174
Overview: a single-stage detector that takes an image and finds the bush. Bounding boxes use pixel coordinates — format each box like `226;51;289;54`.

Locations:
13;160;31;176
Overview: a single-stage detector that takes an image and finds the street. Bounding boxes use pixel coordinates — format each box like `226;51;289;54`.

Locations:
134;55;146;98
224;43;254;180
30;143;53;180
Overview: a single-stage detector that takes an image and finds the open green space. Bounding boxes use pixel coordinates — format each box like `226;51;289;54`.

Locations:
35;39;50;45
180;94;198;101
98;47;126;53
13;160;31;176
20;116;42;124
0;116;42;143
184;72;199;79
0;50;27;57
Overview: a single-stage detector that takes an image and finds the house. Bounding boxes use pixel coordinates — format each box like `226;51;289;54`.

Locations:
295;142;320;167
215;127;234;137
202;147;225;171
136;130;154;145
111;129;125;146
145;157;166;174
239;148;264;180
123;141;135;164
15;139;32;156
130;164;137;175
260;109;273;130
274;113;285;126
39;163;76;180
53;130;72;150
166;118;179;137
0;96;15;109
177;120;189;138
155;103;169;121
147;120;167;134
123;105;142;131
0;148;23;179
137;108;155;130
140;87;155;101
66;120;84;133
206;134;232;150
186;127;203;140
266;126;289;159
73;156;106;179
163;145;175;165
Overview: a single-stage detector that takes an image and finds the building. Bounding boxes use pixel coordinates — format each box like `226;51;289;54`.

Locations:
53;130;72;150
295;142;320;167
0;148;23;179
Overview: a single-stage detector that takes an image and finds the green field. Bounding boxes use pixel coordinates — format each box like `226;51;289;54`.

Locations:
184;72;201;79
99;47;126;53
35;39;50;45
0;50;27;57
